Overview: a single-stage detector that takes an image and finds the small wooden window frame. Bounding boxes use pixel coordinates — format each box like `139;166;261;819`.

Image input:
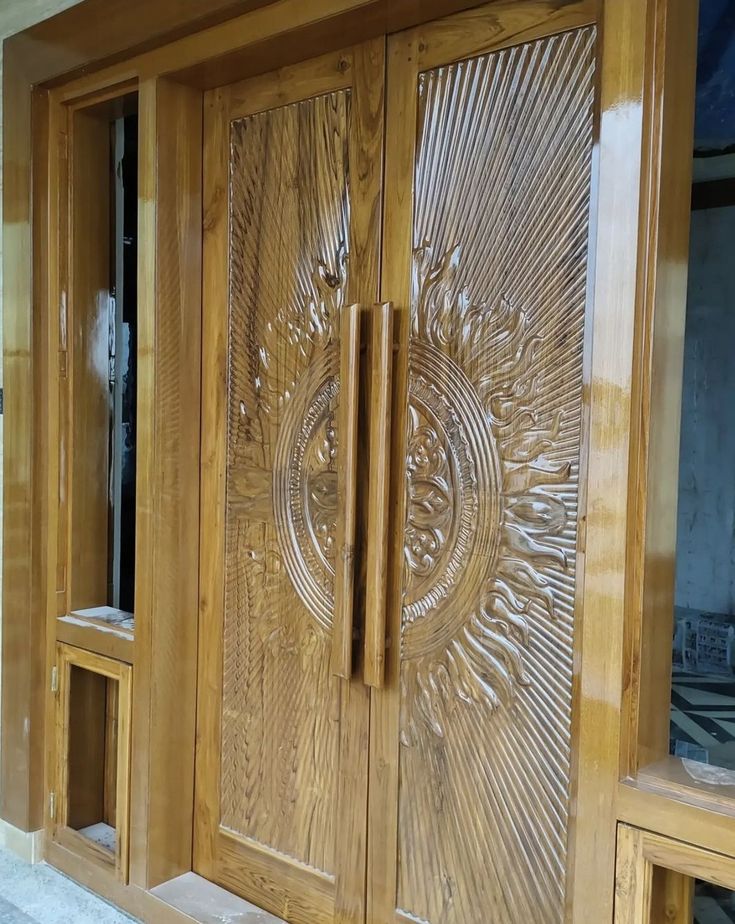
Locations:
615;823;735;923
0;0;704;921
53;643;132;883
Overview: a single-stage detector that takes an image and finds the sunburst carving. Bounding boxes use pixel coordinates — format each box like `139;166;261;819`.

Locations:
400;242;573;743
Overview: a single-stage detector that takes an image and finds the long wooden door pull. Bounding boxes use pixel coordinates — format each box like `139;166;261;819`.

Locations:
332;303;361;679
364;302;394;688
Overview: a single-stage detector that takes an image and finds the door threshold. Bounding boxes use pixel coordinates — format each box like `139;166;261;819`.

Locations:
151;872;286;923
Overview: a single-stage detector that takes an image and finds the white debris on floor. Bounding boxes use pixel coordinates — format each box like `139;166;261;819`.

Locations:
0;849;136;924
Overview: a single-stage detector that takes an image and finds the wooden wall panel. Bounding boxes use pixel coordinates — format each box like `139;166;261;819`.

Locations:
68;105;111;611
129;76;202;889
625;0;699;773
1;46;47;833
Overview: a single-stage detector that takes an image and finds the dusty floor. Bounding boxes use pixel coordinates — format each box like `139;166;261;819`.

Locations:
0;849;135;923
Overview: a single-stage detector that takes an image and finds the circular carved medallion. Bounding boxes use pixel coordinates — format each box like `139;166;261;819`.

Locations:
273;341;501;658
402;342;502;659
273;347;339;634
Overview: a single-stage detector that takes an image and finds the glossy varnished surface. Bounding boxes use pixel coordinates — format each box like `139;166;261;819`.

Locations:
221;90;350;871
195;45;383;924
394;27;595;924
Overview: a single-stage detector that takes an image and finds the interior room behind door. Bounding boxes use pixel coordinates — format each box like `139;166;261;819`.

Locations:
195;2;598;922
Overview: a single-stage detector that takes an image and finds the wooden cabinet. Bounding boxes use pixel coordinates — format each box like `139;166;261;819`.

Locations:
195;3;598;922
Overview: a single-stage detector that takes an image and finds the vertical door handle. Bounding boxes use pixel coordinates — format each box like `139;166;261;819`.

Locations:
364;302;394;688
332;303;361;679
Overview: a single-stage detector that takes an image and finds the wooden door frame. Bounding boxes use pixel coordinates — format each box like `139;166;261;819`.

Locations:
2;0;700;921
615;824;735;923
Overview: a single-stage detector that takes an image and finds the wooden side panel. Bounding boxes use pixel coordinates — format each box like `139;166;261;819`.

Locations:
129;77;203;889
626;0;699;771
372;8;597;922
68;106;111;611
66;665;107;830
1;48;48;833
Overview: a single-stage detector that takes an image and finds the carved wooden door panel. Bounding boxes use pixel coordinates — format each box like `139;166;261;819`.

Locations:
368;4;598;923
195;42;384;924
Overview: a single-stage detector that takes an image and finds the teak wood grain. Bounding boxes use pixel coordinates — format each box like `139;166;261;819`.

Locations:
623;0;699;775
130;76;203;891
616;825;735;924
194;43;383;923
373;5;597;921
2;0;498;844
68;102;113;612
1;0;715;921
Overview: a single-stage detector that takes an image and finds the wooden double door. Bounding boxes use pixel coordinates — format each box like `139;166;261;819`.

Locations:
195;3;598;922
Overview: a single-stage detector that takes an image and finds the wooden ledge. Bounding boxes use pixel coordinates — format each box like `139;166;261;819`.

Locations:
57;608;134;664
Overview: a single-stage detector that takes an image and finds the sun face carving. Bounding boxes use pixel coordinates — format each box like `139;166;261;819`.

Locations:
251;239;573;739
399;242;574;744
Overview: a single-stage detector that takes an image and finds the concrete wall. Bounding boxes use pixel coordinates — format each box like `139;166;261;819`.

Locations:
675;204;735;614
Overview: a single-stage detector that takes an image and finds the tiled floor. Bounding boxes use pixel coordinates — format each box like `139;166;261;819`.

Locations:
0;849;135;923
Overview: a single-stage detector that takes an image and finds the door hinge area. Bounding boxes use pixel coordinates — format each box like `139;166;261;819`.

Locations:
50;666;58;694
49;791;56;821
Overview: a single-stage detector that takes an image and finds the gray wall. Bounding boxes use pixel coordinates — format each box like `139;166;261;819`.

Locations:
675;204;735;614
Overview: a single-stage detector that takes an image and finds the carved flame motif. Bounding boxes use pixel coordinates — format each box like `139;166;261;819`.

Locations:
258;239;572;740
265;245;347;634
400;243;573;744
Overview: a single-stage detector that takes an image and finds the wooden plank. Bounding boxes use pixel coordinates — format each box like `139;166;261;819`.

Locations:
192;83;229;885
366;23;415;924
129;77;203;890
568;0;651;916
104;678;119;828
1;46;48;833
216;834;334;923
617;782;735;859
615;825;654;924
625;0;699;774
332;302;361;680
8;0;277;85
45;0;528;100
67;103;111;611
411;0;596;70
651;864;693;924
56;616;134;665
641;832;735;893
334;38;384;924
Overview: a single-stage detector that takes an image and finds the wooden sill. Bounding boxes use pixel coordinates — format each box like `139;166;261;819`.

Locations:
46;838;286;923
152;873;286;922
57;607;134;664
635;755;735;816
